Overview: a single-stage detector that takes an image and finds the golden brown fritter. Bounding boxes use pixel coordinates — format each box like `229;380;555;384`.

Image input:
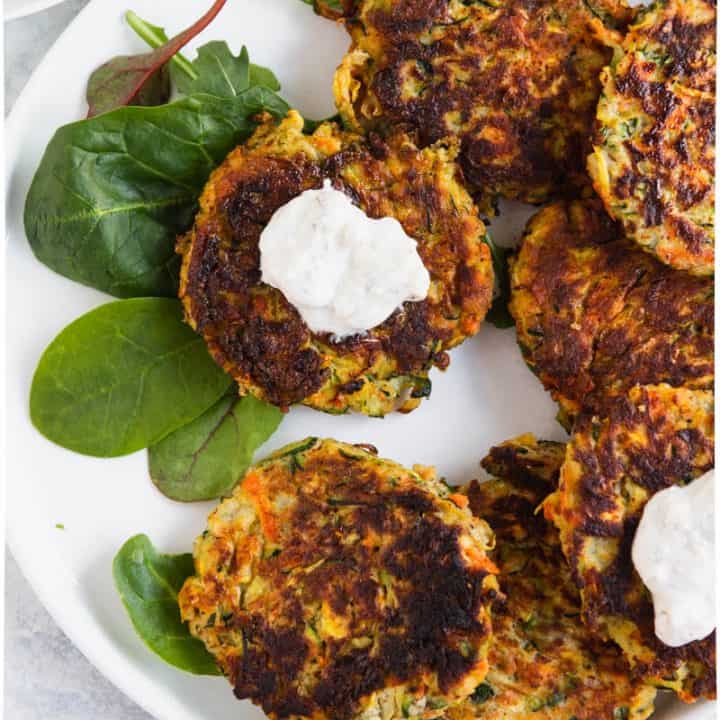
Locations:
509;199;713;425
178;110;493;416
179;438;500;720
588;0;715;275
544;385;716;702
448;435;657;720
332;0;632;207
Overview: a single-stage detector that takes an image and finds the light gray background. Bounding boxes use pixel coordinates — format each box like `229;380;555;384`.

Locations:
5;2;152;717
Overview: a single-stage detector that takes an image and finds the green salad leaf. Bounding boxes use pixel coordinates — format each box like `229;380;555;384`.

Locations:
24;89;288;297
174;42;281;97
30;298;232;457
149;393;283;501
483;235;515;329
127;13;281;97
85;1;227;117
113;534;220;675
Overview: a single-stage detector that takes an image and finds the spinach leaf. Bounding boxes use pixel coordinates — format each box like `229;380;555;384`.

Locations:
24;90;288;298
149;393;283;501
30;298;232;457
249;63;281;93
483;235;515;329
86;0;227;117
173;42;282;97
113;534;220;675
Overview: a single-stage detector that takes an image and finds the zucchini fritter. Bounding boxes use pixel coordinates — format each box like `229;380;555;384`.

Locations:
509;200;713;424
588;0;716;275
179;438;500;720
449;435;657;720
544;385;716;702
178;111;493;416
332;0;632;206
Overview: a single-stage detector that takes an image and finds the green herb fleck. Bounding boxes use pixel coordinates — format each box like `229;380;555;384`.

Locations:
471;683;495;704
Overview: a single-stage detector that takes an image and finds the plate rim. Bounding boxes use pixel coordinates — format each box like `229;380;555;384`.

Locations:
5;6;195;717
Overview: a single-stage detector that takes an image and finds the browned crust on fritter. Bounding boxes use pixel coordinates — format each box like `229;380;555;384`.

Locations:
178;113;493;413
333;0;632;205
509;199;714;421
545;385;716;701
180;439;500;720
479;434;566;496
588;0;715;274
453;450;657;720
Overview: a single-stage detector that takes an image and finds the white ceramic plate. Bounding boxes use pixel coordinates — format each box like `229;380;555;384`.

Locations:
4;0;68;21
5;2;714;719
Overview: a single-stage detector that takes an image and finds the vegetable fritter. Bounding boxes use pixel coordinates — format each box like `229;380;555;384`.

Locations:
588;0;716;275
509;199;713;425
179;438;500;720
449;434;657;720
332;0;632;206
544;385;716;702
178;111;493;416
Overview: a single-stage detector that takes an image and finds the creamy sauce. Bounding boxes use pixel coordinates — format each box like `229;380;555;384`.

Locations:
632;470;715;647
259;180;430;338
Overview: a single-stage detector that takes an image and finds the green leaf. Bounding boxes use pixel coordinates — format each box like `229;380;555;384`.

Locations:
174;42;254;97
483;235;515;329
24;90;289;298
113;534;220;675
30;298;232;457
470;683;495;704
127;15;281;96
149;393;283;501
86;0;227;117
249;63;281;92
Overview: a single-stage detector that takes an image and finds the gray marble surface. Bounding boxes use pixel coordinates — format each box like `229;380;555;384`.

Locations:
5;3;152;717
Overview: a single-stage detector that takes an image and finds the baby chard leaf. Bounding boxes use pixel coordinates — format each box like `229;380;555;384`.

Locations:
30;298;232;457
86;0;227;117
124;11;196;80
113;534;220;675
149;393;283;502
24;90;288;298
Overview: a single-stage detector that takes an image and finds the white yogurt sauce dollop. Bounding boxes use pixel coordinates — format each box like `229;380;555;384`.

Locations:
632;469;716;647
259;180;430;338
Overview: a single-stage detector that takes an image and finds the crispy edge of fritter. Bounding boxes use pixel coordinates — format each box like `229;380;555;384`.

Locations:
588;0;716;276
179;438;501;720
544;385;716;701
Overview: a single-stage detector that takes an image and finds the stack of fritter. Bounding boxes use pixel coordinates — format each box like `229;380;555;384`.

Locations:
177;0;715;715
320;0;716;711
509;198;716;702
